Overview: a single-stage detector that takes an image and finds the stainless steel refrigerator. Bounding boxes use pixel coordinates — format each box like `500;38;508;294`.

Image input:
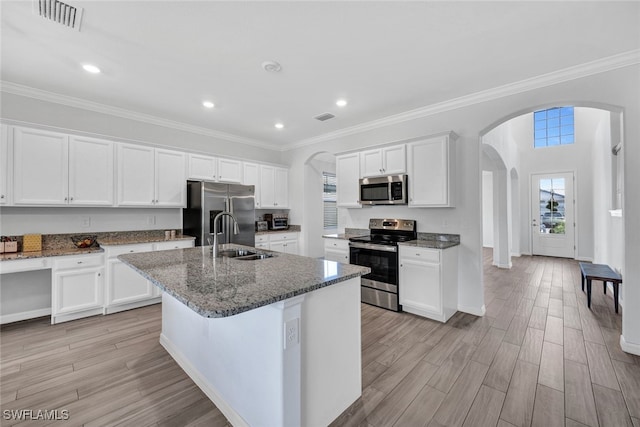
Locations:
183;180;255;247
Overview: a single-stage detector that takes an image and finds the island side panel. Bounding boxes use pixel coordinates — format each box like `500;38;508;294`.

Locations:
302;276;362;427
160;292;287;427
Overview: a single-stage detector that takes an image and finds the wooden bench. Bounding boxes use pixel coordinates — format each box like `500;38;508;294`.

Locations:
579;262;622;313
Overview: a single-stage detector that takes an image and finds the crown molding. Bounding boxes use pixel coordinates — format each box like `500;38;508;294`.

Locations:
284;49;640;150
3;49;639;153
0;81;280;151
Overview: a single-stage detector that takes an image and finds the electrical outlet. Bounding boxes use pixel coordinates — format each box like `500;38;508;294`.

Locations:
284;318;299;349
80;216;91;227
147;215;156;225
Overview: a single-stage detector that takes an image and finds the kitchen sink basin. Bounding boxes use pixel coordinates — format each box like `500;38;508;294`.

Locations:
236;253;274;261
219;249;256;258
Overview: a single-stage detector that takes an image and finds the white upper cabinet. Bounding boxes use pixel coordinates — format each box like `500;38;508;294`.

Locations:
336;153;361;208
13;127;115;206
407;134;456;207
259;165;288;208
0;125;10;205
118;144;186;207
68;136;115;206
155;149;186;206
13;127;68;205
188;153;217;181
217;158;243;183
242;162;261;208
188;154;243;183
360;145;406;177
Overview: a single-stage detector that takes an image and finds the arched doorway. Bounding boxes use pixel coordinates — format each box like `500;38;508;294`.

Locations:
303;151;337;258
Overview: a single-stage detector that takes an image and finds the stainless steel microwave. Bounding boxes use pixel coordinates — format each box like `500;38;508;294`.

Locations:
359;174;408;205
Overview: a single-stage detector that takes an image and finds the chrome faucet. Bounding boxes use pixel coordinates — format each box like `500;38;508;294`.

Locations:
211;211;240;258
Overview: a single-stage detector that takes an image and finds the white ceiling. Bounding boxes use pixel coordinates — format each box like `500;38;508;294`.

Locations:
1;1;639;150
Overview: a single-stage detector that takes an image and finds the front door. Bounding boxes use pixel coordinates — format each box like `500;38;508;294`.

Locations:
531;172;575;258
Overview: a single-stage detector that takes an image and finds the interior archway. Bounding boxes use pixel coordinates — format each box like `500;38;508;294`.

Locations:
303;151;337;258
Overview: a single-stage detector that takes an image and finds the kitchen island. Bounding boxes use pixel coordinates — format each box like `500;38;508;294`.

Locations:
118;244;369;427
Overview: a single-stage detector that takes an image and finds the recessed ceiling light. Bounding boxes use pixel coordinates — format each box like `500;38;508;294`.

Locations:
336;99;348;107
275;123;284;129
202;101;215;109
82;64;101;74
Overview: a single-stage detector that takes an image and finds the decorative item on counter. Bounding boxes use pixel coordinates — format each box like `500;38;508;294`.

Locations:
70;235;98;249
165;230;171;240
171;230;176;239
1;236;18;253
22;234;42;252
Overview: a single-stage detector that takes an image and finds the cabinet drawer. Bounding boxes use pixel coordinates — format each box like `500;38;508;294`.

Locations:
399;246;440;263
271;232;297;241
324;239;349;251
55;254;104;270
255;234;269;244
106;243;155;258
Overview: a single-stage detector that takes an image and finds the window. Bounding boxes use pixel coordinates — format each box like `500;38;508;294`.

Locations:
534;106;574;148
323;172;337;229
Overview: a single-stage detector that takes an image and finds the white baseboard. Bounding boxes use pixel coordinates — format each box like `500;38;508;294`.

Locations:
575;256;593;262
620;334;640;356
160;333;249;427
0;308;51;325
493;262;512;269
457;304;486;317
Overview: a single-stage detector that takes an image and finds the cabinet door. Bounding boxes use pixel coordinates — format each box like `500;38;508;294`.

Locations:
68;136;115;206
117;144;155;206
243;162;261;208
217;158;243;183
407;136;451;207
188;153;217;181
0;125;9;205
360;149;383;177
53;268;104;315
273;167;288;208
269;240;286;253
336;153;361;208
382;145;406;175
13;127;69;205
399;258;441;315
284;240;298;254
259;165;276;208
155;149;186;207
107;259;154;305
324;248;349;263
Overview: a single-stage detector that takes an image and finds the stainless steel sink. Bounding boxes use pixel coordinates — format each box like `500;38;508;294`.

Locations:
219;249;256;258
236;253;274;261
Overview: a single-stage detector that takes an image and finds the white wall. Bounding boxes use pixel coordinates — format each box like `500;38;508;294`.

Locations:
0;207;181;235
482;171;494;247
303;155;336;258
283;65;640;328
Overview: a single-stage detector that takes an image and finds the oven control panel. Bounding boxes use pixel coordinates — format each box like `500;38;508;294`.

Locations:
369;218;415;232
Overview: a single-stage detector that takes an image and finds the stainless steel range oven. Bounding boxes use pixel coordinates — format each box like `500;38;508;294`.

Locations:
349;218;416;311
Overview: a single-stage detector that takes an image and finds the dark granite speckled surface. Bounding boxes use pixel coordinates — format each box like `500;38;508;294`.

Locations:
118;243;370;318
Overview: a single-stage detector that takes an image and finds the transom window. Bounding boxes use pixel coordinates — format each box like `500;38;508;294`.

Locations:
534;106;574;148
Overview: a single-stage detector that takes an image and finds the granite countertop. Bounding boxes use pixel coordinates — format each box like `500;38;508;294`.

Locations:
98;236;195;246
0;246;104;261
118;243;370;318
0;230;195;262
398;240;460;250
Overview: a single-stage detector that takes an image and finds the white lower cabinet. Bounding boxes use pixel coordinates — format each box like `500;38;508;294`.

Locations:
52;254;105;324
399;245;458;322
256;232;299;255
105;243;156;313
323;238;350;263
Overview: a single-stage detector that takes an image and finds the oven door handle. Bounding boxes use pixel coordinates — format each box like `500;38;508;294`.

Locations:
348;242;398;253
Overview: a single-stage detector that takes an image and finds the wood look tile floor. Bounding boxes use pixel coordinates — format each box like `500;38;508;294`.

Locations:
2;250;639;426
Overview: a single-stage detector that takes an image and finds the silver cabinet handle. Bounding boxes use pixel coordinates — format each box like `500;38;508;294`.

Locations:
1;195;5;199
77;261;83;264
70;197;74;201
64;197;68;201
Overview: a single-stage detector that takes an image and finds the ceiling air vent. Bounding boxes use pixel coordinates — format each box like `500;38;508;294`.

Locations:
33;0;84;31
314;112;335;122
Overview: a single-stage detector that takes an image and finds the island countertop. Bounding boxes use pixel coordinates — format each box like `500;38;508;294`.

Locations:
118;244;370;318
